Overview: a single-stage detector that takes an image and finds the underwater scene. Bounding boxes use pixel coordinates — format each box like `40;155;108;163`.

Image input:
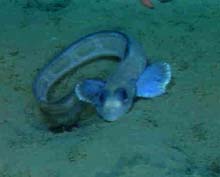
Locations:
0;0;220;176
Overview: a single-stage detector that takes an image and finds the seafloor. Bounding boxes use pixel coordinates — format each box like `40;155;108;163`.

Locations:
0;0;220;177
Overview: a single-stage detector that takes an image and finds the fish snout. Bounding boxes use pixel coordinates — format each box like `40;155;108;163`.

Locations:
96;96;131;121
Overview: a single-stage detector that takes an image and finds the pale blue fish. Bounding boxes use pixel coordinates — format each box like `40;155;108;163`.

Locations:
33;30;171;126
75;62;171;121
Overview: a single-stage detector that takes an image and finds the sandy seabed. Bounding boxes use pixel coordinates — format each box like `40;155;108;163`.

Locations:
0;0;220;176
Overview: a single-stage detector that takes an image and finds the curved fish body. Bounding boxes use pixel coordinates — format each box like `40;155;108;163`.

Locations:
33;31;146;125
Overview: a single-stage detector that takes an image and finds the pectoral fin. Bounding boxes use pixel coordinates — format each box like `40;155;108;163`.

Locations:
136;62;171;98
75;79;105;103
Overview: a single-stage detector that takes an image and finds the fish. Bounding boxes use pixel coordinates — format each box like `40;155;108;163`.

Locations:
141;0;173;9
33;31;171;126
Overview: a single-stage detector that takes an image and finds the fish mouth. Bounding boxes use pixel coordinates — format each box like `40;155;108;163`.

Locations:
101;111;124;122
97;99;126;121
102;115;120;122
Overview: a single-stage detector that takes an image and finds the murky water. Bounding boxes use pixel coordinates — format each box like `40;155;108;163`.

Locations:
0;1;219;176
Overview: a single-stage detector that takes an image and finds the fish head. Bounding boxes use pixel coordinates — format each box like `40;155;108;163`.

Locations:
75;79;136;121
94;87;134;121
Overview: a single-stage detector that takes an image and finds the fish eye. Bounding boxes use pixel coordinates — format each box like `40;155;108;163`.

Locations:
96;90;108;105
114;88;128;102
